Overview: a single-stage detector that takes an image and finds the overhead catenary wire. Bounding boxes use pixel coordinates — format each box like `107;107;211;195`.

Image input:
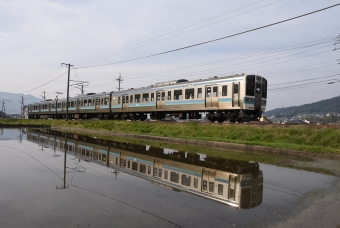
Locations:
269;75;340;92
81;37;335;90
84;42;334;90
75;3;340;70
22;71;68;94
269;73;340;86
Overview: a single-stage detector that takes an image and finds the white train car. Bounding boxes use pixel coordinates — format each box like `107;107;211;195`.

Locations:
28;74;267;122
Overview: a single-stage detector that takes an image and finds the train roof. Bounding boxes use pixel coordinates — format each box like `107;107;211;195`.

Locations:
29;73;262;105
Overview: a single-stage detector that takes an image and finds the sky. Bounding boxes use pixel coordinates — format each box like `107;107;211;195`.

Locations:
0;0;339;113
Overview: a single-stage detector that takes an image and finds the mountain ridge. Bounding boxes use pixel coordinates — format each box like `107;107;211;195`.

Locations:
264;95;340;117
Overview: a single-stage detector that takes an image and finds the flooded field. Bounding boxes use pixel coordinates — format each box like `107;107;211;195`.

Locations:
0;128;338;227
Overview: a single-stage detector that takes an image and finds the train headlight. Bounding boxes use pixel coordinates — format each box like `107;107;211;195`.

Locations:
247;98;253;102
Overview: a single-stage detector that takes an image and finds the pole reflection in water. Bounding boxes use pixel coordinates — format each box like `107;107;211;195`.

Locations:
27;129;263;209
56;133;68;189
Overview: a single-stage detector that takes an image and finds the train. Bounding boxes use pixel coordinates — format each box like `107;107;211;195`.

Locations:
27;128;264;209
28;74;267;122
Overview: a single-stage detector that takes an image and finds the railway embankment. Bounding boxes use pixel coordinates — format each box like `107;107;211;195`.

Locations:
1;119;340;158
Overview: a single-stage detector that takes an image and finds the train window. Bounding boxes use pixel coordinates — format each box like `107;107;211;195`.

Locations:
161;92;165;101
206;87;211;97
153;168;158;177
229;188;235;200
234;84;239;94
213;86;218;97
142;93;149;102
174;90;182;100
222;85;228;96
151;93;154;101
102;154;106;162
140;164;146;173
246;75;255;96
128;160;130;168
130;95;133;103
194;178;198;188
118;97;121;104
132;162;138;171
84;100;87;106
185;89;194;99
164;170;168;179
167;91;171;100
218;184;223;195
105;98;109;105
202;180;207;190
256;83;261;94
148;166;151;174
209;182;214;192
96;98;100;105
197;88;202;98
158;169;162;178
170;172;179;183
262;78;267;98
181;175;191;186
135;94;141;103
157;92;161;101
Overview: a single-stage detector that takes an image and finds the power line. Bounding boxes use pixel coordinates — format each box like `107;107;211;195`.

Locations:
75;3;340;70
269;74;340;86
83;37;335;89
73;0;277;66
22;71;68;94
269;75;340;92
86;42;334;89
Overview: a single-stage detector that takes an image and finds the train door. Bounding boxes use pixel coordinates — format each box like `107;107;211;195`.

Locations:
95;97;101;112
122;94;129;111
153;159;163;178
202;168;216;193
254;80;262;110
228;174;237;201
232;82;240;107
205;85;218;108
119;152;127;168
156;91;165;110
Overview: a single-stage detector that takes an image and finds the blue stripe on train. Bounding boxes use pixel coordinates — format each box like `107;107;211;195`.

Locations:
126;156;154;165
163;165;201;177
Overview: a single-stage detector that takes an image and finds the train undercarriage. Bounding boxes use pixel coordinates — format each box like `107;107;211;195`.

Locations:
29;108;262;123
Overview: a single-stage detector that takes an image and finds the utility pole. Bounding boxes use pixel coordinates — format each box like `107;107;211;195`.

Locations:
19;95;24;119
1;101;5;118
61;63;73;121
41;90;46;100
116;73;123;91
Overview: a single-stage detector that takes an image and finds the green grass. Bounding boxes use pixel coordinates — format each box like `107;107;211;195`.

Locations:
1;118;340;154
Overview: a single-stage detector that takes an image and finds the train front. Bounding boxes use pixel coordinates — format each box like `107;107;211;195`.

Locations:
242;75;267;121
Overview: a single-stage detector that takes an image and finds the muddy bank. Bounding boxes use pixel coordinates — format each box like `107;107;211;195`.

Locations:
52;126;340;161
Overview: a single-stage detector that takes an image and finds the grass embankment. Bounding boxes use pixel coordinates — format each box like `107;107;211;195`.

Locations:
1;118;340;154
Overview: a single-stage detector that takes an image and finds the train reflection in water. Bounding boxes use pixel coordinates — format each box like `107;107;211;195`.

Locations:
27;129;263;209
